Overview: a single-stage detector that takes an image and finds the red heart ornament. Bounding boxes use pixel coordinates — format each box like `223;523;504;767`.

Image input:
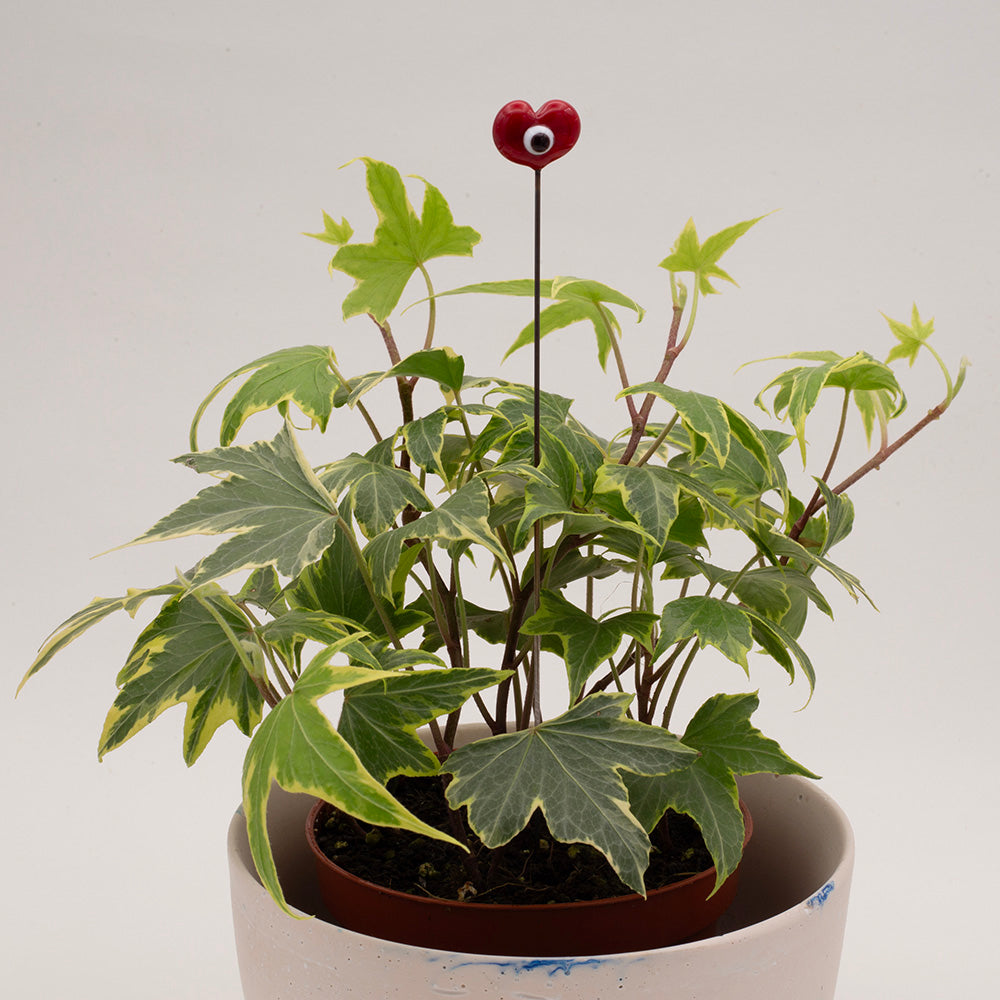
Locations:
492;100;581;169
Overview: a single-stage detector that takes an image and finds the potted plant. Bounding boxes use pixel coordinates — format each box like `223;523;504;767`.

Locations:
20;148;965;997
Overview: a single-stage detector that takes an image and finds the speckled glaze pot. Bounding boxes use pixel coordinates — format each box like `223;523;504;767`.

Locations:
228;771;854;999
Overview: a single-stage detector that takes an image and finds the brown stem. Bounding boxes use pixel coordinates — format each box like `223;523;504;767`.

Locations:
788;400;948;542
367;313;414;470
786;390;851;546
619;304;685;465
370;313;403;366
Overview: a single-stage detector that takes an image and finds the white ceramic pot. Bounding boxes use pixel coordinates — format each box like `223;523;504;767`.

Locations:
228;771;854;999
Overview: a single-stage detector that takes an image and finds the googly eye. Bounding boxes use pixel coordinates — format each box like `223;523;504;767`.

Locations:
523;125;554;156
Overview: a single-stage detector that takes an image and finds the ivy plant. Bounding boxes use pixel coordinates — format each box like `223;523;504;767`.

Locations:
21;158;967;917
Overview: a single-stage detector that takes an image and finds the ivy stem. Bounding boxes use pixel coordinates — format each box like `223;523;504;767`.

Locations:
788;394;950;542
600;305;638;424
635;412;680;468
418;263;437;351
786;389;851;548
619;303;686;465
330;357;383;444
661;641;701;730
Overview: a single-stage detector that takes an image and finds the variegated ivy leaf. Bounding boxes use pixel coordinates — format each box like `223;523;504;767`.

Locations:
659;215;766;295
752;351;905;464
286;529;427;640
99;586;264;765
189;345;344;449
343;348;467;409
620;384;730;467
303;209;353;247
403;408;451;479
320;450;431;539
429;277;644;371
741;606;816;693
550;420;606;502
521;590;657;701
625;693;816;893
339;667;509;783
127;422;339;586
363;479;512;598
242;640;461;917
593;463;682;550
813;479;855;555
329;159;480;323
443;693;698;896
503;277;645;370
18;581;183;691
653;596;755;672
884;303;935;367
763;528;870;604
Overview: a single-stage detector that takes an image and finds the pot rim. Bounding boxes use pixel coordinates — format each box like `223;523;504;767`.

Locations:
304;795;753;916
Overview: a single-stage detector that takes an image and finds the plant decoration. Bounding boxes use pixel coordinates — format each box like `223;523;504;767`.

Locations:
20;152;966;919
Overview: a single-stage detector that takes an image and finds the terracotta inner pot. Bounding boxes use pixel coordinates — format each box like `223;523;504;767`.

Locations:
305;797;752;956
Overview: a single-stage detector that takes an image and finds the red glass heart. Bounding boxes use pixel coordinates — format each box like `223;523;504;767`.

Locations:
492;100;581;169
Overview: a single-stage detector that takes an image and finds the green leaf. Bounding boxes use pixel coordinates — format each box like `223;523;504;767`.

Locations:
752;351;904;464
242;642;461;917
403;408;451;479
303;210;353;246
620;384;730;467
653;596;754;671
339;667;509;783
189;345;344;450
884;303;934;367
658;215;765;294
391;348;466;394
330;159;480;323
99;587;264;764
504;277;644;369
443;693;698;895
813;479;855;554
763;529;870;604
593;463;682;549
626;692;816;892
285;529;426;640
129;422;339;586
550;421;606;502
256;608;360;647
320;452;431;539
521;590;657;701
363;479;512;598
236;566;286;614
741;606;817;692
19;582;183;691
339;350;467;411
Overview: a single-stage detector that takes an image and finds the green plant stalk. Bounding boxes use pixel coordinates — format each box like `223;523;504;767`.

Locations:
418;262;437;351
635;412;680;468
661;641;702;730
787;389;851;544
599;305;638;424
645;636;695;724
329;357;383;443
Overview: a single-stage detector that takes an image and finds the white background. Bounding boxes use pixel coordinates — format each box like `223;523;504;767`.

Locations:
3;1;998;996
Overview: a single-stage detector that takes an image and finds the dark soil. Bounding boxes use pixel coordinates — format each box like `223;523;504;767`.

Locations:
313;775;714;905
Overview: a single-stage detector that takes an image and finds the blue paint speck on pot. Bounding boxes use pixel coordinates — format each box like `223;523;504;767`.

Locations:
446;958;612;977
807;881;835;909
